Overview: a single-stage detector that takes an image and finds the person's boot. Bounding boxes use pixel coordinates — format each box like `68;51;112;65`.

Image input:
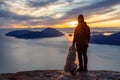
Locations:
77;65;83;72
84;64;88;72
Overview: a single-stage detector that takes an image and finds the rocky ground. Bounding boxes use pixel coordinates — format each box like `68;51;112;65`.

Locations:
0;70;120;80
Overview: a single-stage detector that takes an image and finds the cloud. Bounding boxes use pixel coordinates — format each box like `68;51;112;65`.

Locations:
0;0;120;28
43;0;120;27
88;15;120;24
0;8;40;28
60;0;120;23
0;1;5;4
0;7;60;28
0;1;7;10
27;0;58;7
0;9;36;20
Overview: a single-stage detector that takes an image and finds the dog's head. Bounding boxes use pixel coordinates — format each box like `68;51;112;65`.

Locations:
69;46;76;51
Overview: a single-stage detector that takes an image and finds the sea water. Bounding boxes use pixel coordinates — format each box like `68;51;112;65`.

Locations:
0;28;120;73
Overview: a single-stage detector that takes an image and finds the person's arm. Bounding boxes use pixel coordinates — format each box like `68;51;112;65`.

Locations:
85;26;90;44
88;27;90;43
72;28;77;46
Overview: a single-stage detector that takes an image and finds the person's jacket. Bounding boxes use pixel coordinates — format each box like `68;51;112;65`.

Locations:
73;22;90;46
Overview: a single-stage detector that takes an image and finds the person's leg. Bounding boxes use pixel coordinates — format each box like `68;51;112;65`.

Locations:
83;45;88;71
76;46;83;71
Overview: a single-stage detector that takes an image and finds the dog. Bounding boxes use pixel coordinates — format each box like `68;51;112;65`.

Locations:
64;46;77;75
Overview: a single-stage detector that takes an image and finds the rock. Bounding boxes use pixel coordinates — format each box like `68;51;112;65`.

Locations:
0;70;120;80
5;28;64;39
5;30;30;37
90;32;120;45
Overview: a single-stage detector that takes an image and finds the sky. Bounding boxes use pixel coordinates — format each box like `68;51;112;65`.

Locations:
0;0;120;28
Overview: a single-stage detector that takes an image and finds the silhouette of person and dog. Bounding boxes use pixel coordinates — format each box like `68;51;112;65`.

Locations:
64;14;90;75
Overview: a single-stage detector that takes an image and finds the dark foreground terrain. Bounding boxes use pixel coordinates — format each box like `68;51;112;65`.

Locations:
0;70;120;80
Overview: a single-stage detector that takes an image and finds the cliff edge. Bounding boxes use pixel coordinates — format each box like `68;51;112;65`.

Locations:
0;70;120;80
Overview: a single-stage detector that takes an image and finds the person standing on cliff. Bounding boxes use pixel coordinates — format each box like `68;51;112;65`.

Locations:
72;14;90;72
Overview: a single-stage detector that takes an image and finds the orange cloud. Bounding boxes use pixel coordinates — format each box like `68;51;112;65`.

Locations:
12;24;29;28
53;21;77;28
88;19;120;28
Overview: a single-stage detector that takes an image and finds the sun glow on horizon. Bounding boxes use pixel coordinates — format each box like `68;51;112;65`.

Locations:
88;19;120;28
11;19;120;28
12;24;46;28
68;21;77;27
12;24;28;28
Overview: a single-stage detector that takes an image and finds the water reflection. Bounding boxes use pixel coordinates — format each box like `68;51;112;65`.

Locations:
0;35;69;73
103;32;113;36
64;33;73;42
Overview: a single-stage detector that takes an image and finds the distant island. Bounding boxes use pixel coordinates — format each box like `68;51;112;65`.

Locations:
5;28;64;39
5;28;120;45
90;32;120;45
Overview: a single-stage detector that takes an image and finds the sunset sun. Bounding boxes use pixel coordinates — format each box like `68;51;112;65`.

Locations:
68;21;77;27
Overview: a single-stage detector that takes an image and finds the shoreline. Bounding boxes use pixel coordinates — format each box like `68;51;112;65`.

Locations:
0;70;120;80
